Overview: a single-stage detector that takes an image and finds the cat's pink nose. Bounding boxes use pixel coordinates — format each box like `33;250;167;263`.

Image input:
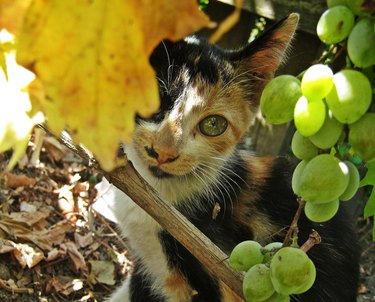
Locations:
145;146;179;164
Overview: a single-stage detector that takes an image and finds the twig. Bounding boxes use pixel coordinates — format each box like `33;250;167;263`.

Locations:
0;278;34;294
300;230;322;253
315;44;336;64
315;43;347;66
105;164;245;299
209;0;243;43
282;197;306;247
52;129;245;300
97;214;129;251
39;257;68;269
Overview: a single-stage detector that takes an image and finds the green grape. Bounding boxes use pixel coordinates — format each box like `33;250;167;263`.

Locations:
326;69;372;124
270;247;316;295
264;292;290;302
345;0;365;14
317;6;355;44
348;17;375;68
294;96;326;137
263;242;283;264
299;154;349;203
339;161;360;201
291;131;318;160
243;263;275;302
229;240;264;271
304;199;340;222
301;64;334;102
309;109;343;149
327;0;365;13
292;160;308;195
260;75;302;124
326;0;347;7
349;113;375;162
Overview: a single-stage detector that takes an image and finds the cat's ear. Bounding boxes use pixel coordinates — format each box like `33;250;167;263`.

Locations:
229;13;299;105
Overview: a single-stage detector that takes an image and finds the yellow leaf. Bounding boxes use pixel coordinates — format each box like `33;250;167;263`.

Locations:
0;30;44;171
0;0;32;34
16;0;209;171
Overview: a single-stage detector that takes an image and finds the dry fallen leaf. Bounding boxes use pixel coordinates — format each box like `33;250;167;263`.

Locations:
74;233;94;249
0;238;16;254
0;216;72;251
46;276;84;296
89;260;115;285
3;172;37;189
12;242;45;268
65;241;88;272
16;0;210;171
7;211;49;226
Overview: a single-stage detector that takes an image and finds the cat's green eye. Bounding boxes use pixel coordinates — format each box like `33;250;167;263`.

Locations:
198;115;228;137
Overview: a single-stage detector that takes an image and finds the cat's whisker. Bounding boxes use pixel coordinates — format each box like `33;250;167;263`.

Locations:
195;162;237;215
157;76;168;94
161;41;173;89
206;155;247;186
198;161;238;196
219;69;252;92
201;179;232;218
191;167;219;207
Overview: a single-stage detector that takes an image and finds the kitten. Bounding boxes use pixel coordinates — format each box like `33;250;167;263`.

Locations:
105;14;360;302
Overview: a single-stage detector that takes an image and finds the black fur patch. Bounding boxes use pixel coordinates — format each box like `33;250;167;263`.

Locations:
256;158;360;302
128;262;166;302
158;153;253;300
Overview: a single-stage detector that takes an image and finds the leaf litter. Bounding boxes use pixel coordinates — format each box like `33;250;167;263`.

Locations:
0;131;130;301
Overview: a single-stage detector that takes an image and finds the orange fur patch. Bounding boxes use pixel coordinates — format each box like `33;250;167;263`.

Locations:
232;153;279;243
164;272;194;301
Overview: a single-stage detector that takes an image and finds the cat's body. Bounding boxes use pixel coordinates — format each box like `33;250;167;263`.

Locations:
105;15;360;302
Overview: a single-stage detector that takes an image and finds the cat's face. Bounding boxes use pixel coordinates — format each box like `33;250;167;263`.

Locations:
125;16;298;202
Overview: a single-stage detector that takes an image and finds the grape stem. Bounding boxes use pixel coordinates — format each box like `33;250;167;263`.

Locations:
300;230;322;253
314;43;347;66
315;44;336;65
282;197;306;247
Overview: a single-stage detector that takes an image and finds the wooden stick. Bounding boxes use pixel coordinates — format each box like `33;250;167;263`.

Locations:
0;278;34;294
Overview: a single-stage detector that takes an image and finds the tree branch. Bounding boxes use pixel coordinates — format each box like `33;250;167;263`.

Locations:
53;128;245;300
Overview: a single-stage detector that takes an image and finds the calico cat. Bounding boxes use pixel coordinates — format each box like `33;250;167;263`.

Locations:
105;14;360;302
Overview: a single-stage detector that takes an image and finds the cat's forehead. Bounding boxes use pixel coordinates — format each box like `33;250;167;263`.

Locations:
151;38;234;85
146;39;237;123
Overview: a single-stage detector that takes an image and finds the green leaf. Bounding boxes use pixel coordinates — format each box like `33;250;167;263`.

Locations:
360;160;375;187
364;187;375;218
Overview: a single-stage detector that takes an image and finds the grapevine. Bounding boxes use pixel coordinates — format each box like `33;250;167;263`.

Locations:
233;1;375;301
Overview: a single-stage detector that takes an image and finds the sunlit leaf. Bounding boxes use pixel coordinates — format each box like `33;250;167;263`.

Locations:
0;29;44;171
16;0;210;171
0;0;32;34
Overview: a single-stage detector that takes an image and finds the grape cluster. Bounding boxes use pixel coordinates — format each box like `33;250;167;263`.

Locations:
229;241;316;302
231;2;374;300
260;1;374;223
